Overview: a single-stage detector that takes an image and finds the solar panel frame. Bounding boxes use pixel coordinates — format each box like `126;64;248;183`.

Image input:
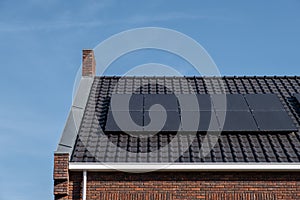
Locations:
252;111;297;132
244;94;285;111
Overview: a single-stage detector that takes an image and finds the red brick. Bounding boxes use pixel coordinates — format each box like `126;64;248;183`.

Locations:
82;49;95;77
53;153;69;198
54;171;300;200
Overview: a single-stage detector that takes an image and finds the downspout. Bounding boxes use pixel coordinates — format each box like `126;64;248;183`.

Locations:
83;170;87;200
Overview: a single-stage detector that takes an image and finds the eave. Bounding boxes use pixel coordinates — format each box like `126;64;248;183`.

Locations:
69;162;300;172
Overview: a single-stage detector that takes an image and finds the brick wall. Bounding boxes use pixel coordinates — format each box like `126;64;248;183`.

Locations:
61;171;300;200
53;153;69;200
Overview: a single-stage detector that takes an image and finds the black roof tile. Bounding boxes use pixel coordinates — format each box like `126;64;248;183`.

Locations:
71;76;300;163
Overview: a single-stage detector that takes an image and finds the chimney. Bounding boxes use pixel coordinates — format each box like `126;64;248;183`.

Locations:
82;49;96;77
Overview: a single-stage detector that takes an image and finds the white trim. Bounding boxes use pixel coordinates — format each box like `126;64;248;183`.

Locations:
82;170;87;200
69;163;300;172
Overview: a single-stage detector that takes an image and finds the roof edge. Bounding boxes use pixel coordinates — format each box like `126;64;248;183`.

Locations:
55;77;94;155
69;163;300;172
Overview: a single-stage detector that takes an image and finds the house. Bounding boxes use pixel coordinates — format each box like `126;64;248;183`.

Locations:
54;49;300;200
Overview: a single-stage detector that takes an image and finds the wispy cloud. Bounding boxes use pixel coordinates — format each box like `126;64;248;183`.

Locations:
0;21;105;32
0;12;230;33
126;12;209;23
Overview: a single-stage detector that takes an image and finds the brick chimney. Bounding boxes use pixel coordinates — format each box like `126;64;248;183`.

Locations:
82;49;96;77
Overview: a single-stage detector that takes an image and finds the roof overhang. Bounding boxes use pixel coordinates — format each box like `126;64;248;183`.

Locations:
69;162;300;172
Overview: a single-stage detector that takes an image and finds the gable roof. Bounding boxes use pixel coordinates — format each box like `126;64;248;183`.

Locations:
56;76;300;164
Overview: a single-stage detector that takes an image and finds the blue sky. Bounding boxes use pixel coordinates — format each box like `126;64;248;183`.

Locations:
0;0;300;199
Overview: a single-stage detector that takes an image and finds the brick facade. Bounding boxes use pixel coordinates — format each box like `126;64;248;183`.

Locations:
54;153;69;199
57;171;300;200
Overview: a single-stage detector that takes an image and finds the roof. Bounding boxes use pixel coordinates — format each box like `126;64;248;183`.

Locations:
57;76;300;164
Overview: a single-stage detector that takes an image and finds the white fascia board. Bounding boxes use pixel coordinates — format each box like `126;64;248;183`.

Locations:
69;163;300;172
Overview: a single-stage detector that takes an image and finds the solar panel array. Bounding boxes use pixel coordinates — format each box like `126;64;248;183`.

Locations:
105;94;297;132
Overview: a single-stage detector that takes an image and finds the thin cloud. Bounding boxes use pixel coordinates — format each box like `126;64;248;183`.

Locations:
0;12;231;32
126;12;208;23
0;21;106;32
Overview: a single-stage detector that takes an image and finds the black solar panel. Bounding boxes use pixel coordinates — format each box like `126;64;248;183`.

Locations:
197;95;213;111
177;94;212;111
109;94;143;111
144;110;181;131
252;111;297;132
105;111;143;131
105;94;296;133
216;111;258;132
244;94;285;111
294;94;300;104
144;94;178;111
181;111;219;131
212;94;249;111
